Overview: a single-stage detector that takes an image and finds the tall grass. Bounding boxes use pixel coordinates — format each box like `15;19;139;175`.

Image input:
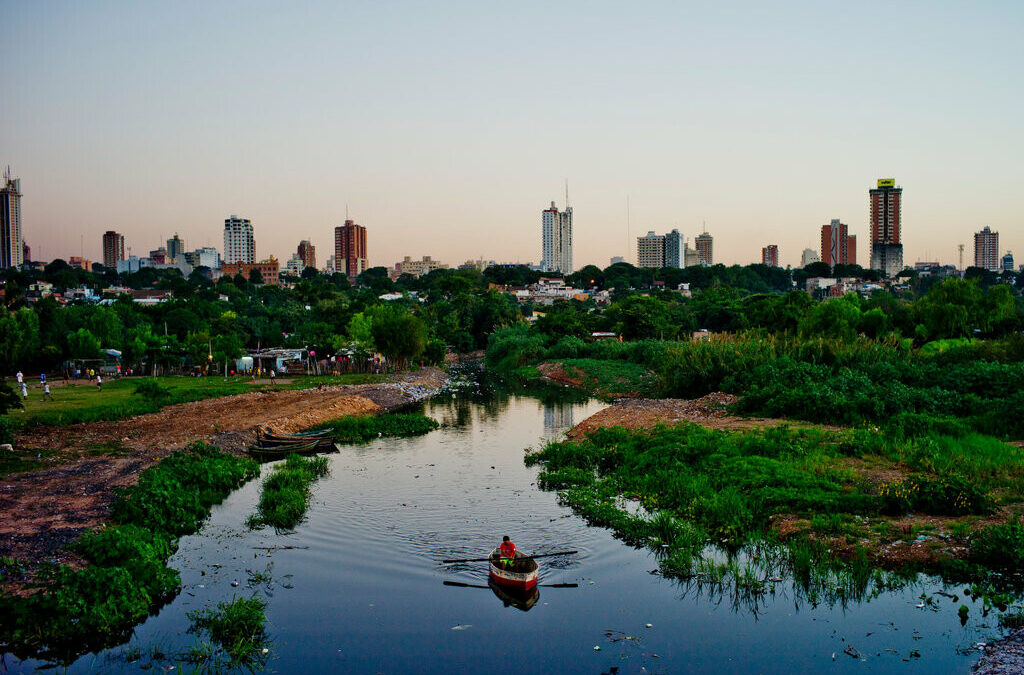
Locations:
314;412;439;443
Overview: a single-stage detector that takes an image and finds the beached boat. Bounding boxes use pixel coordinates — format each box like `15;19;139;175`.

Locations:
488;548;539;591
247;440;335;461
256;431;334;449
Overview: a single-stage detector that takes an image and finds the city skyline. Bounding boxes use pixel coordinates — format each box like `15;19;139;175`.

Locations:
2;2;1022;269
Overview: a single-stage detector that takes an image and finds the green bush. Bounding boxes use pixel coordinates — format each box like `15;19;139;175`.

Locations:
249;454;330;530
878;474;994;516
971;519;1024;569
315;412;439;443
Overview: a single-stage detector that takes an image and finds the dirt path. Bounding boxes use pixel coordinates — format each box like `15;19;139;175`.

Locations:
0;368;447;568
567;393;799;439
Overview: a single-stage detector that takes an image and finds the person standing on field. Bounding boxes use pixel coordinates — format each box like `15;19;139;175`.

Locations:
16;371;23;386
43;383;52;401
96;374;103;391
20;382;27;399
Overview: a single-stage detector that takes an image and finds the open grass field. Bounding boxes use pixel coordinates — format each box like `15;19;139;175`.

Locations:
4;374;386;429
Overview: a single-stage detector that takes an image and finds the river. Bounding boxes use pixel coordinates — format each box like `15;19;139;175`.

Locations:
9;378;995;673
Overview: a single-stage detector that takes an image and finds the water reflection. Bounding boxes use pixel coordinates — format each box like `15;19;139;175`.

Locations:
442;580;541;612
543;402;574;433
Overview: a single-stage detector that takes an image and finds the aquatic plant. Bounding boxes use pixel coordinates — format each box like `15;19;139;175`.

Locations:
248;454;330;530
186;595;270;669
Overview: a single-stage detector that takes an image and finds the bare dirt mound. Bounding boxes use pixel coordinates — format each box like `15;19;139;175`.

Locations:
567;393;790;439
0;368;447;567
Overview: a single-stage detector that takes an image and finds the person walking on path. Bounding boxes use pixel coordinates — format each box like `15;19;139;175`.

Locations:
269;368;276;383
43;383;52;401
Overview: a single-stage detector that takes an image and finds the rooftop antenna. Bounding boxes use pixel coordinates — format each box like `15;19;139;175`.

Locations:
958;243;965;270
565;178;569;208
346;203;349;220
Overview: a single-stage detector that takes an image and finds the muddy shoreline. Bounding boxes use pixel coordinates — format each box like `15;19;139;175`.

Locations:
0;368;448;571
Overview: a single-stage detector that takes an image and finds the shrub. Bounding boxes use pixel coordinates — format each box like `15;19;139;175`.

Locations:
971;519;1024;569
315;413;439;443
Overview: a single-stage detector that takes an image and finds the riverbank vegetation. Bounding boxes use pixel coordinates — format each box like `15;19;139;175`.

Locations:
527;422;1024;609
0;442;258;663
314;412;440;443
186;595;270;670
248;454;330;530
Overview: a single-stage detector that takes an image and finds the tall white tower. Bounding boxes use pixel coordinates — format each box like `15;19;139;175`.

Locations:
223;215;255;264
541;201;573;274
0;168;24;269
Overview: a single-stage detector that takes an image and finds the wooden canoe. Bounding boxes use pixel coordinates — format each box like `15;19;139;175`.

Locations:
247;440;335;461
488;548;539;591
255;433;334;449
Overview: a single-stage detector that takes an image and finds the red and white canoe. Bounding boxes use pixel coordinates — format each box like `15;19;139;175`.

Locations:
488;548;539;590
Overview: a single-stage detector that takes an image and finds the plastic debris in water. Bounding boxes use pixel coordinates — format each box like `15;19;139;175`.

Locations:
450;624;472;631
593;646;601;651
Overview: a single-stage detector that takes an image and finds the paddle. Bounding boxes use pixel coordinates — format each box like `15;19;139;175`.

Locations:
443;580;579;589
441;550;578;564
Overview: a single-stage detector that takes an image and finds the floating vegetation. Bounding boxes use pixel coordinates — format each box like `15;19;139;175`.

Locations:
186;595;270;671
314;412;439;443
0;442;259;664
248;454;330;530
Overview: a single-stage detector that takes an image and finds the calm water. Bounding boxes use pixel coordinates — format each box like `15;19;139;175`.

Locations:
10;382;997;673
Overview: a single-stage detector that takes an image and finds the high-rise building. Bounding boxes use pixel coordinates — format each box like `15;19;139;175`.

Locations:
801;248;820;267
664;229;683;268
1001;252;1014;272
183;247;221;270
820;219;856;267
297;240;316;269
166;233;184;262
684;245;700;267
694;232;713;265
102;231;125;269
335;219;368;277
224;216;255;264
637;231;666;268
869;178;904;278
541;201;573;274
974;226;999;271
0;168;24;269
325;255;337;274
762;244;779;267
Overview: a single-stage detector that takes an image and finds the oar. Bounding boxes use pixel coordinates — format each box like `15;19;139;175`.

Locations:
443;580;579;589
441;550;578;564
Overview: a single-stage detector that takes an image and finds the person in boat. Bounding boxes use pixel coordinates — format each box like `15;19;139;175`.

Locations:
499;536;517;569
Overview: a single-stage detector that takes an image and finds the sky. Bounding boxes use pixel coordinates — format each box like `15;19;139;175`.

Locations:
2;1;1022;270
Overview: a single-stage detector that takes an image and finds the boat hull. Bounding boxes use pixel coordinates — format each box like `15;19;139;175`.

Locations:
488;548;538;590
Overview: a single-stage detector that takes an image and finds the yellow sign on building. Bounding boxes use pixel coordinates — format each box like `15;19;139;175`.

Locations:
877;178;896;187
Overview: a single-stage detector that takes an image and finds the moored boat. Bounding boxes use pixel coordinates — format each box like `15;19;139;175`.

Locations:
247;440;336;461
488;548;539;590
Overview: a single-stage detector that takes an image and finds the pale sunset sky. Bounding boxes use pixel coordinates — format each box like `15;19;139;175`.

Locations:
1;1;1021;270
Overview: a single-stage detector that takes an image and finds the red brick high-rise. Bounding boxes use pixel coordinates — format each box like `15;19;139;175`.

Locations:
869;178;904;278
297;239;316;270
334;220;367;278
102;230;125;269
820;219;856;267
761;244;779;267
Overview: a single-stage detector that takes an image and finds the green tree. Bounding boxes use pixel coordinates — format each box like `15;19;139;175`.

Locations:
370;306;427;369
67;327;102;359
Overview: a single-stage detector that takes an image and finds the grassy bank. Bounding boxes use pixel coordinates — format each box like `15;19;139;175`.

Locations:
314;412;439;443
527;423;1024;607
0;442;259;664
3;373;385;429
248;454;330;530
